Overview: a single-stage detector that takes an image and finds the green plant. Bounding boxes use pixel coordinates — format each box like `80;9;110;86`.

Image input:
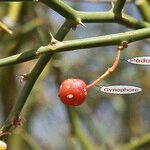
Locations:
0;0;150;150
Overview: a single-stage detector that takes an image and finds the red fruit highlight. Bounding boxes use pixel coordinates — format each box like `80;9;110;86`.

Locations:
58;79;87;106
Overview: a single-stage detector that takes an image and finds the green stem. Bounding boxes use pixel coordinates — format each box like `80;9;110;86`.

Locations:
20;131;42;150
113;0;127;15
7;2;23;23
0;27;149;67
77;11;115;23
0;49;38;66
41;0;78;20
0;20;72;134
41;0;150;29
1;54;53;133
37;27;150;54
135;0;150;22
1;0;150;29
0;2;22;34
116;133;150;150
119;13;150;29
67;107;96;150
78;11;150;28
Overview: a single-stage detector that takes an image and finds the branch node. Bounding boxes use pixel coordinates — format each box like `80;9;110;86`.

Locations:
118;41;128;50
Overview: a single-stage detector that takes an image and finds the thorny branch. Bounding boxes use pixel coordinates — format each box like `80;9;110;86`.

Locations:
0;0;150;149
0;27;149;67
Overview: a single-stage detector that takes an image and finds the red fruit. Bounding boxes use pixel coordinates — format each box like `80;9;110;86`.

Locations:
58;78;87;106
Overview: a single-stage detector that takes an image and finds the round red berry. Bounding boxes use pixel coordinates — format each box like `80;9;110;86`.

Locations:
58;78;87;106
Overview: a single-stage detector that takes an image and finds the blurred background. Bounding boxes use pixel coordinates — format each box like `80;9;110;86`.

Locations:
0;1;150;150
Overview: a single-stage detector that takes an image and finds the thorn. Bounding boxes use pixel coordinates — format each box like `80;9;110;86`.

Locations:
78;20;86;28
0;21;13;34
49;32;57;45
20;73;28;83
71;19;86;30
111;1;115;9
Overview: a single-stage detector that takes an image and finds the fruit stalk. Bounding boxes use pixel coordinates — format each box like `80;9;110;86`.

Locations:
58;43;127;106
86;45;123;89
